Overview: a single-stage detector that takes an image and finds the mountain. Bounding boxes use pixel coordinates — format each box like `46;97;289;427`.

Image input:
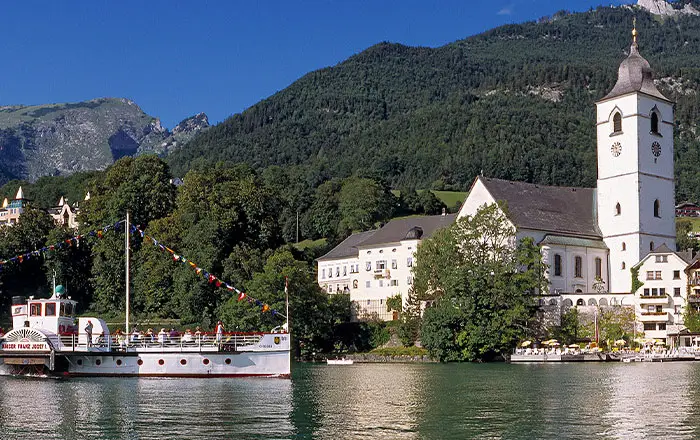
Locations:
0;98;208;184
168;0;700;203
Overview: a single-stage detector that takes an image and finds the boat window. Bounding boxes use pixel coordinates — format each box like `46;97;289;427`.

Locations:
45;303;56;316
29;303;42;316
66;303;74;316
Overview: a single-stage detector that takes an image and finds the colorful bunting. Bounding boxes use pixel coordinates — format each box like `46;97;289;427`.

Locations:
132;225;285;320
0;220;125;271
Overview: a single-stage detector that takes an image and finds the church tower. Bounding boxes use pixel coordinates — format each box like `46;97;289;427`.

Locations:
596;25;675;293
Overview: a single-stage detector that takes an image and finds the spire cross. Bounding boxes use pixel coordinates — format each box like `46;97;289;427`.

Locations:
632;17;638;47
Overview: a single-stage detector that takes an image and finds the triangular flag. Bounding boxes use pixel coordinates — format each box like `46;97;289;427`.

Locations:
237;292;246;301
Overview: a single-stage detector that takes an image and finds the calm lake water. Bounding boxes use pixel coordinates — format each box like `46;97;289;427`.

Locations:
1;362;699;439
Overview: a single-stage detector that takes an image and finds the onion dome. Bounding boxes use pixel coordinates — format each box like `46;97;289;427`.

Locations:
601;23;670;102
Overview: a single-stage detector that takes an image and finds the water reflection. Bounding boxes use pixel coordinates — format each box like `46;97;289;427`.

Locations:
0;377;294;439
292;363;426;439
4;363;700;438
602;363;695;439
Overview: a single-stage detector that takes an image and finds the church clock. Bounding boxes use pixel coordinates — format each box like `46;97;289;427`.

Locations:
611;142;622;157
651;141;661;157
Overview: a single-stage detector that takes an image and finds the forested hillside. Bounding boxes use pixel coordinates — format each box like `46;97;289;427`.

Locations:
169;5;700;202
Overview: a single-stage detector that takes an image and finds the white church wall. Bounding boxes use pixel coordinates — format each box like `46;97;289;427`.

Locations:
457;177;497;220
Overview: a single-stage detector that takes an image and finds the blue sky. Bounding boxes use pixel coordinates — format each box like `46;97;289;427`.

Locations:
0;0;633;128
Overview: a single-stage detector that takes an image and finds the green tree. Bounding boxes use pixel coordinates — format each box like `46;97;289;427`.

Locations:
337;177;395;233
413;203;546;361
676;218;699;253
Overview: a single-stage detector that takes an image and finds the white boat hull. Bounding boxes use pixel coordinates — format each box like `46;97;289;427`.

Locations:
0;330;291;378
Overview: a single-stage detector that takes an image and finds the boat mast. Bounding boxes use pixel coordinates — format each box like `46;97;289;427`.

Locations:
285;276;289;332
125;211;130;335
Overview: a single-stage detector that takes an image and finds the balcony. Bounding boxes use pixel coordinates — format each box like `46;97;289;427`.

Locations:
688;294;700;303
690;277;700;287
639;311;671;322
638;295;669;306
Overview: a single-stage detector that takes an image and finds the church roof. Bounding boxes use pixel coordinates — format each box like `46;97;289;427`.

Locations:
318;230;377;261
599;33;670;103
539;235;608;250
478;177;600;238
357;214;456;247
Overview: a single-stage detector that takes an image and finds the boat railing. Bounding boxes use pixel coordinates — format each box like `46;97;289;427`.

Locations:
57;332;263;352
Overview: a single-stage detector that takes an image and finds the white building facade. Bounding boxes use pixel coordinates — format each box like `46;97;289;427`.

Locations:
317;215;454;321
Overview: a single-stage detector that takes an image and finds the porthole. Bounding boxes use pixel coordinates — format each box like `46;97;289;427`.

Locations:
116;359;122;366
225;358;231;365
137;359;143;366
158;359;165;366
180;359;187;366
203;358;210;365
77;359;83;366
95;359;101;366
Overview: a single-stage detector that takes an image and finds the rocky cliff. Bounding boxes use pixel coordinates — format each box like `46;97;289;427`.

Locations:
0;98;208;184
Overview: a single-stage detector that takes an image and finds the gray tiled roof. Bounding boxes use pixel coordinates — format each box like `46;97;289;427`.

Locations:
538;235;608;250
479;177;600;238
651;243;694;265
318;230;377;261
600;44;670;103
357;214;456;247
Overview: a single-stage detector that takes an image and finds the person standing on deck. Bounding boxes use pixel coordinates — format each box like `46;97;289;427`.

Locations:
85;320;94;347
216;321;224;344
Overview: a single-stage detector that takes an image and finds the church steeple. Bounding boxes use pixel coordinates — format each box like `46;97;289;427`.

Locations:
599;20;669;103
595;23;676;293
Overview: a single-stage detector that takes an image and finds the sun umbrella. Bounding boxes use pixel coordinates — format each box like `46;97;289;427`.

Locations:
568;344;579;349
550;342;560;346
655;340;666;346
521;341;531;347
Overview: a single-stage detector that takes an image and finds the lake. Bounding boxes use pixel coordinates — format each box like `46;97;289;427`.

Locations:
0;362;699;439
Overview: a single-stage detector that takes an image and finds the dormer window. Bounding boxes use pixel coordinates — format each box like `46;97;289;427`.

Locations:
651;111;659;134
613;112;622;134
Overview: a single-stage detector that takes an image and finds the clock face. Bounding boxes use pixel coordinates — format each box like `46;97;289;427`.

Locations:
611;142;622;157
652;141;661;157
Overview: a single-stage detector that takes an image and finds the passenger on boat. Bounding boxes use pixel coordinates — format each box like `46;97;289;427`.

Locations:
0;327;4;338
158;328;168;344
169;328;180;340
216;321;224;343
115;329;126;349
182;329;194;343
130;328;140;343
194;326;202;342
146;328;155;343
85;320;94;347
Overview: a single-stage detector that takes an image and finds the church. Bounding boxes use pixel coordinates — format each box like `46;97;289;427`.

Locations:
459;27;694;344
318;28;697;344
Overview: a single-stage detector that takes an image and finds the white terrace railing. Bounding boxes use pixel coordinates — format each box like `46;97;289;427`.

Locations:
57;332;264;352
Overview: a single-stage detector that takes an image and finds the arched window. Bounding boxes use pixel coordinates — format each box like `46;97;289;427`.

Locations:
574;256;583;278
615;203;621;216
554;254;562;277
621;262;626;270
651;111;659;134
622;242;626;251
650;242;655;252
576;298;585;305
613;112;622;133
654;199;660;218
595;257;602;278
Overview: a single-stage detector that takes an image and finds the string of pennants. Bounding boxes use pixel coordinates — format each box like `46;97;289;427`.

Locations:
133;226;286;320
0;220;126;271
